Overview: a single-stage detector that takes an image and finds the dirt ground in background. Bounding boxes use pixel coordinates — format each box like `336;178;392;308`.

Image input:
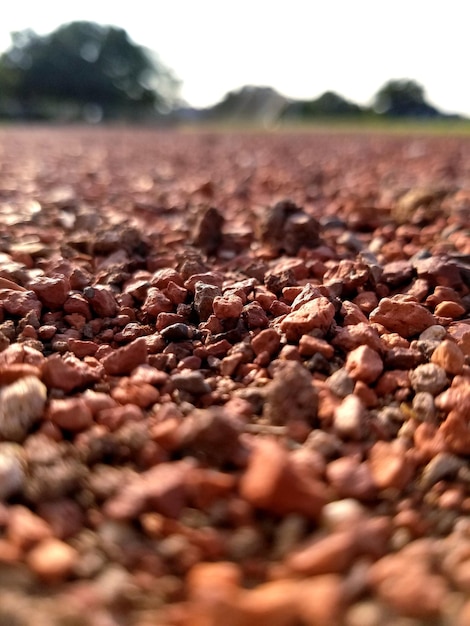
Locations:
1;126;470;625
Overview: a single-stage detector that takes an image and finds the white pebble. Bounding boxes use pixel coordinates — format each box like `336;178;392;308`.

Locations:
0;376;47;441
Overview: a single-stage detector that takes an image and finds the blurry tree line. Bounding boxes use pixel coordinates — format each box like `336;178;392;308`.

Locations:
0;21;180;121
0;21;457;123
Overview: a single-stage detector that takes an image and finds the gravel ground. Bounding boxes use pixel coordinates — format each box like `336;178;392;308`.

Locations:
1;125;470;625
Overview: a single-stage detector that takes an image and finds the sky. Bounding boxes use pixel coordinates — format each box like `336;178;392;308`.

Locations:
0;0;469;115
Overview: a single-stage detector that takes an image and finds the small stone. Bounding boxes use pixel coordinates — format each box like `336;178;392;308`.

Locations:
263;361;318;425
299;335;334;359
332;322;383;353
260;199;321;255
184;271;223;292
355;515;393;559
414;255;463;290
111;379;159;408
151;267;184;289
0;443;26;500
240;438;328;520
0;376;47;441
333;394;365;440
172;370;211;395
0;343;45;367
27;537;78;582
341;300;369;325
413;422;446;461
194;282;222;321
243;301;269;329
447;322;470;357
160;323;193;341
323;259;370;292
280;297;335;341
439;410;470;455
28;275;70;310
227;525;265;561
123;277;150;301
240;579;304;626
48;397;93;431
431;339;465;375
326;368;355;398
98;403;144;430
67;338;98;358
412;391;436;421
289;283;321;310
344;600;384;626
37;498;85;540
1;289;42;318
104;460;190;520
419;324;448;342
368;441;415;491
410;363;448;395
321;499;365;531
213;294;244;319
251;328;281;357
381;259;414;286
271;514;309;560
384;347;425;369
457;601;470;626
326;456;376;500
176;407;244;466
434;300;465;318
381;332;410;349
298;575;344;626
374;369;409;396
101;337;148;375
187;560;241;605
141;287;173;317
286;529;357;576
83;285;117;317
354;379;379;407
420;452;464;489
63;293;92;319
435;383;470;413
0;330;10;351
165;280;188;305
345;345;383;383
353;291;379;314
0;276;27;291
205;338;232;358
7;504;53;549
192;206;225;255
187;467;236;509
369;544;448;619
370;297;435;338
42;353;102;391
0;363;42;386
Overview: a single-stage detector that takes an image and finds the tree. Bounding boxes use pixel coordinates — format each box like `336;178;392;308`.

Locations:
284;91;363;118
208;86;289;123
0;22;180;120
373;79;439;117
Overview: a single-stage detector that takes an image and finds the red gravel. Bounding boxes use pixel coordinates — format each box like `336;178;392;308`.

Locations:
1;125;470;625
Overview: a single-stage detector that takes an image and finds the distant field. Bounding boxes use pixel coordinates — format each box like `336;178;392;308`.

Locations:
180;116;470;136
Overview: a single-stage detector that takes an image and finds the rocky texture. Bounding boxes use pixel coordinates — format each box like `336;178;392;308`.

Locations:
1;127;470;624
259;199;322;255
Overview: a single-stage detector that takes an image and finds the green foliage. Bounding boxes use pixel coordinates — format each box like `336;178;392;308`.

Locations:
373;79;438;117
285;91;364;118
0;22;180;121
207;86;288;124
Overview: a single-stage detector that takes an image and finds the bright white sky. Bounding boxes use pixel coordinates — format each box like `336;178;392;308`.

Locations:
1;0;468;115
